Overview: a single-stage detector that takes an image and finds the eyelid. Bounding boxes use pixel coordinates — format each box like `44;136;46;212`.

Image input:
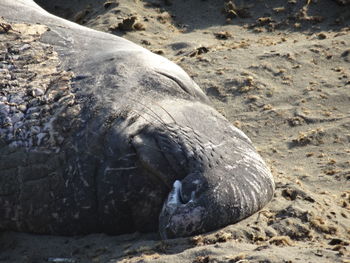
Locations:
156;71;191;95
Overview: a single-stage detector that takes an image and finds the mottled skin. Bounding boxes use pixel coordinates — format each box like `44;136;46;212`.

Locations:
0;0;275;238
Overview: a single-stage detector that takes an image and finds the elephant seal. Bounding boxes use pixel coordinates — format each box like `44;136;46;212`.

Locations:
0;0;275;239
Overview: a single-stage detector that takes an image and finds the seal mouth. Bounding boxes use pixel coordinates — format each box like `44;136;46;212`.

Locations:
159;177;208;239
159;180;200;239
165;180;195;207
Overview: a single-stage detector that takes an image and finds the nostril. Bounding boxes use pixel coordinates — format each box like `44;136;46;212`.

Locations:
179;187;195;205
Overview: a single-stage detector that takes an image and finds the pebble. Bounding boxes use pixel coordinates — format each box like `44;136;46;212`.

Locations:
26;106;40;114
9;94;25;104
0;103;10;114
11;112;24;123
18;104;27;112
19;44;31;51
13;121;24;130
37;133;46;145
30;126;41;135
28;112;40;119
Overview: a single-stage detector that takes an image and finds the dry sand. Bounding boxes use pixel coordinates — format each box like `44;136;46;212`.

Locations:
1;0;350;262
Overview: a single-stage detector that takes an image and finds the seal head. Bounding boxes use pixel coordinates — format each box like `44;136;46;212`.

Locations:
122;99;275;239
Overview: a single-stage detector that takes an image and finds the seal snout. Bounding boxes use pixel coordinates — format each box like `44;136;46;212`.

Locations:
126;101;274;239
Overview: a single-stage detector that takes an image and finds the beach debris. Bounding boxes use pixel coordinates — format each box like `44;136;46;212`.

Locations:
111;16;146;31
341;49;350;62
118;16;137;31
48;258;76;263
193;255;210;263
333;0;350;4
157;12;172;24
214;31;232;40
291;128;325;147
0;19;12;33
189;46;209;57
317;33;327;40
224;253;247;262
268;236;294;246
141;39;151;46
224;0;251;19
152;49;165;55
273;7;286;13
73;5;91;24
257;17;273;26
310;216;338;235
103;0;119;9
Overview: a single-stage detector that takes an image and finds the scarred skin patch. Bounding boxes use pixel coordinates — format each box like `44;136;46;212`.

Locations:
0;20;81;150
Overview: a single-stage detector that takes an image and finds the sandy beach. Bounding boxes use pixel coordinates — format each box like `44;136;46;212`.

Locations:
1;0;350;262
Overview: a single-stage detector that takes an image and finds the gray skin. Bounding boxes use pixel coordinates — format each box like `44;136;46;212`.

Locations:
0;0;275;239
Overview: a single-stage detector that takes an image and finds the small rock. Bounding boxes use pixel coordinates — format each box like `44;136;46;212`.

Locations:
14;121;24;130
152;49;165;55
9;94;24;104
214;31;232;40
141;40;151;46
317;33;327;40
116;16;137;31
26;107;40;114
133;22;146;31
189;46;209;57
19;44;31;51
0;20;12;33
30;126;41;135
0;103;10;114
37;133;46;145
28;112;40;119
103;1;118;9
18;104;27;112
11;112;24;123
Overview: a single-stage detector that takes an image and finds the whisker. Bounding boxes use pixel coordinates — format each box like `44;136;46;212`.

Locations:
133;141;168;154
131;108;159;127
153;101;177;124
126;97;168;126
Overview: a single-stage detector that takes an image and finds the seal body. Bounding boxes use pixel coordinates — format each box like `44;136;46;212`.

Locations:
0;0;275;238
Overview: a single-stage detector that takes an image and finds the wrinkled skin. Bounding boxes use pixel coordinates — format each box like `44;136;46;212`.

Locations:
0;0;275;238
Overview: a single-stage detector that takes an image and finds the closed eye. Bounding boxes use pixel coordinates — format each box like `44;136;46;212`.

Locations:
156;71;192;95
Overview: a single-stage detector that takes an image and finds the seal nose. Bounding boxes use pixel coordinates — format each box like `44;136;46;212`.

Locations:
159;174;208;239
159;180;206;239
